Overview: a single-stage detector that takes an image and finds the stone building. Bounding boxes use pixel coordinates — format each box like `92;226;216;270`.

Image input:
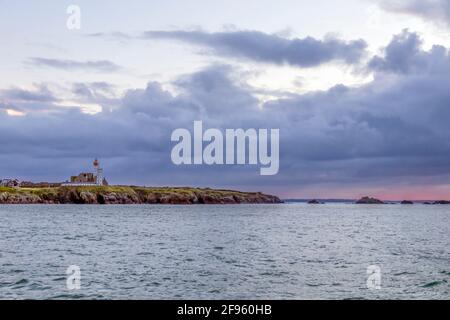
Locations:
70;172;96;184
62;159;108;186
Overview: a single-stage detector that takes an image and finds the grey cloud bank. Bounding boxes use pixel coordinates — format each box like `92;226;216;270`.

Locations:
378;0;450;26
144;30;368;67
2;31;450;197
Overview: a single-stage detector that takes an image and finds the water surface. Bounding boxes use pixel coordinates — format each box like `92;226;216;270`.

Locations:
0;204;449;299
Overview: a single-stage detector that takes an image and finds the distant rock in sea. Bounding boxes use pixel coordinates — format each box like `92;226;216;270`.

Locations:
401;200;414;205
420;200;450;205
307;199;322;204
356;196;384;204
432;200;450;205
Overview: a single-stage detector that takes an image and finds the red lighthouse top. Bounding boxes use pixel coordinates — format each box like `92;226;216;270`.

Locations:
93;159;99;167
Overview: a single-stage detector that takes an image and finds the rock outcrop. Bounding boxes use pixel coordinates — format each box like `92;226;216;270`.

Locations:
307;199;322;204
356;196;384;204
401;200;414;205
421;200;450;205
0;186;283;205
432;200;450;205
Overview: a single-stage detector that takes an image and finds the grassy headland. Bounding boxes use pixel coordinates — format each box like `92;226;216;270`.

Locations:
0;186;282;204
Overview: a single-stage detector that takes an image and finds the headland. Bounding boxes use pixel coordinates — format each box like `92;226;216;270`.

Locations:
0;186;282;205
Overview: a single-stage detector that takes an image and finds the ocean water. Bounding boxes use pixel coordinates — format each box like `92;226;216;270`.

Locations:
0;204;449;300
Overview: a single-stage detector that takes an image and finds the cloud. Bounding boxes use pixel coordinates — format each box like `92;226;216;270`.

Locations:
143;30;368;68
2;31;450;198
27;57;122;72
71;82;118;104
87;31;133;43
368;29;450;74
378;0;450;27
0;85;57;103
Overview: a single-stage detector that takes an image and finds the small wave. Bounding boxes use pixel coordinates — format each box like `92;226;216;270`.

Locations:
209;289;221;294
137;252;154;256
259;271;289;277
421;280;447;288
305;283;323;287
13;279;29;285
393;272;416;276
52;277;66;281
10;269;25;274
50;293;88;299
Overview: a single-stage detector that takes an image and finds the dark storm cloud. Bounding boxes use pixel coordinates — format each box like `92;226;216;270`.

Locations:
27;57;122;72
143;30;368;67
378;0;450;26
2;31;450;194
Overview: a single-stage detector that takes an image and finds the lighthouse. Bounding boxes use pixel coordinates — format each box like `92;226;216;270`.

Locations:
93;158;104;186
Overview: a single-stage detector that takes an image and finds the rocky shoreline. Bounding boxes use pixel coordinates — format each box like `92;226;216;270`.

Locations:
0;186;282;205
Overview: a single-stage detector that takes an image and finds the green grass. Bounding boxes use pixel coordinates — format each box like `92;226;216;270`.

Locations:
0;186;19;193
24;187;60;197
1;185;263;197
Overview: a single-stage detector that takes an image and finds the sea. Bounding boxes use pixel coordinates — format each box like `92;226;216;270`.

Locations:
0;203;449;300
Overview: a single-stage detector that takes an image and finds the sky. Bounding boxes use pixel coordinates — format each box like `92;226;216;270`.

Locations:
1;0;450;200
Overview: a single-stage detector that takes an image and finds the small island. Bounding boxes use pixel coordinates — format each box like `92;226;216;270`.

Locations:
356;196;385;204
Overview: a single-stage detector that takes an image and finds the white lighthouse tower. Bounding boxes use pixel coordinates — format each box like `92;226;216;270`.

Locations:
93;158;104;186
